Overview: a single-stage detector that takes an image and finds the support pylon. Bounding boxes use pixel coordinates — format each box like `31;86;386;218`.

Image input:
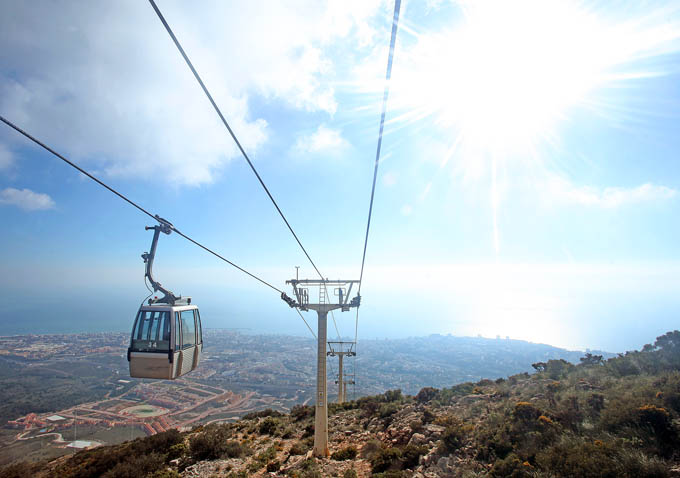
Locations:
283;278;360;457
328;341;356;404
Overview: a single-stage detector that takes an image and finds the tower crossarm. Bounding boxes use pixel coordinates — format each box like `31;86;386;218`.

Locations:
284;279;360;311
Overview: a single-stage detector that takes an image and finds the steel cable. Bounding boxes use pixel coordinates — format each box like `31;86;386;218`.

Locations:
353;0;402;384
0;115;326;340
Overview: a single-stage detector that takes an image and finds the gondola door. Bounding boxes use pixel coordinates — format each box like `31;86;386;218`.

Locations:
177;309;197;376
193;309;203;369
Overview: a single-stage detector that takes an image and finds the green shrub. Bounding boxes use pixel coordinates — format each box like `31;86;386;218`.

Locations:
586;393;605;417
0;463;41;478
225;472;248;478
296;458;322;478
291;404;314;421
331;446;358;461
101;452;166;478
546;359;575;379
149;470;181;478
554;395;584;431
490;453;533;478
409;419;423;433
514;402;541;421
475;417;514;461
384;389;403;402
371;472;403;478
416;387;439;403
254;445;277;465
303;423;315;438
370;447;402;473
401;444;427;469
440;423;466;454
536;437;668;478
242;408;283;420
361;439;383;459
189;428;247;461
289;441;308;455
379;402;399;419
259;416;281;435
343;469;358;478
266;461;281;472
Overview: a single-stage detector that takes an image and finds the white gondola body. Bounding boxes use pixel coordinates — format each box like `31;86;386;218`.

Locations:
128;303;203;380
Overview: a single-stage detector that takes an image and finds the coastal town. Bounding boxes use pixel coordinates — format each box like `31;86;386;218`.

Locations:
0;330;585;466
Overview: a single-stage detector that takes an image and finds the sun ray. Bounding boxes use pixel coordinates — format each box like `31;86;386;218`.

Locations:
345;0;680;255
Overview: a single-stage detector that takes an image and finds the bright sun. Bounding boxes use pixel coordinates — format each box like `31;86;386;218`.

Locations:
392;0;679;154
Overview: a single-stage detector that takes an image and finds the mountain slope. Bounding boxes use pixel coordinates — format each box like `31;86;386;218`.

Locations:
2;331;679;478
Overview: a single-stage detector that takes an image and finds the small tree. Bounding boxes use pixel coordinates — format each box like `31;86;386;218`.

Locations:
532;362;547;372
655;331;680;353
416;387;439;403
579;353;603;366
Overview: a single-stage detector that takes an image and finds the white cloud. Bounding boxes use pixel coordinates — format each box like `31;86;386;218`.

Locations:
0;1;384;185
0;143;13;170
547;177;677;208
293;124;350;155
0;187;55;211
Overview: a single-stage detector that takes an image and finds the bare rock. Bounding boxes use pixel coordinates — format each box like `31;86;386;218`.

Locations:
408;432;427;446
459;394;488;404
424;424;445;437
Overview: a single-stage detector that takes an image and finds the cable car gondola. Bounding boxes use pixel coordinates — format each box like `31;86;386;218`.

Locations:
127;217;203;380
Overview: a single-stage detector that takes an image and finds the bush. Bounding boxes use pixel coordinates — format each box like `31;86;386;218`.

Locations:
600;399;678;455
331;446;358;461
370;447;402;473
379;402;399;419
102;452;166;478
149;470;181;478
291;404;314;421
401;444;427;469
586;393;605;417
343;469;358;478
266;461;281;472
546;359;575;379
409;419;423;434
302;423;315;438
242;408;283;420
536;437;668;478
0;463;41;478
384;389;403;402
49;429;185;478
254;445;277;466
490;453;533;478
513;402;541;421
371;472;403;478
289;441;309;455
189;428;247;461
637;405;672;434
297;458;321;478
554;395;584;431
361;439;383;459
259;416;281;435
416;387;439;403
440;423;466;454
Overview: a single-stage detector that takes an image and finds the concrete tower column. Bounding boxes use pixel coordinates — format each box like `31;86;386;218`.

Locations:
338;353;344;404
314;309;329;457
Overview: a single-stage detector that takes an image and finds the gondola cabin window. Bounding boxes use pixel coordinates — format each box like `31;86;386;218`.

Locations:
174;313;181;350
196;310;202;345
180;309;196;348
131;310;171;352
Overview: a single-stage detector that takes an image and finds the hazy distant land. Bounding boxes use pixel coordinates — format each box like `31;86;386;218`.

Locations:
0;330;606;465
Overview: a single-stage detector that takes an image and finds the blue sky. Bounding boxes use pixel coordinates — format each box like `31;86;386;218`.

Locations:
1;0;680;352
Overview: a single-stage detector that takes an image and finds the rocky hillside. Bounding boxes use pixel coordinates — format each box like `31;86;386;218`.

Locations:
3;331;680;478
